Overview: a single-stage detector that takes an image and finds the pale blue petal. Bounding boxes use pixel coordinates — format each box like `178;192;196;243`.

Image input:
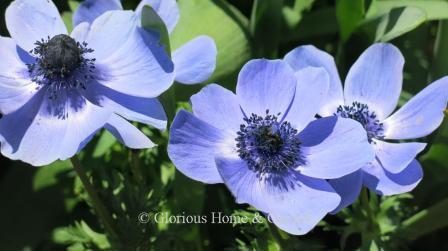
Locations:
105;114;155;149
298;117;375;179
373;140;426;174
70;22;90;42
5;0;67;51
363;159;423;196
383;77;448;140
216;156;340;235
344;43;404;119
58;90;112;160
0;89;110;166
328;170;363;214
0;37;37;114
236;59;296;117
190;84;243;132
73;0;122;27
283;67;329;131
172;36;217;84
168;110;235;184
85;82;167;130
86;11;175;98
284;45;344;116
135;0;179;33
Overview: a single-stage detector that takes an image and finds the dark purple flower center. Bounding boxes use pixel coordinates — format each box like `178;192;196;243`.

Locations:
27;34;96;98
236;110;304;173
335;102;385;143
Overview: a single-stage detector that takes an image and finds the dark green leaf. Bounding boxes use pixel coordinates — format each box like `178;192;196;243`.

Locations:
250;0;283;58
336;0;365;41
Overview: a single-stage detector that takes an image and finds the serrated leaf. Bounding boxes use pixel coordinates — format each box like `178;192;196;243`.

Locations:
53;221;111;250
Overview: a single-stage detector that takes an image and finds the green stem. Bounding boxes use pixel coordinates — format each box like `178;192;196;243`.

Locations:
129;150;143;184
360;188;381;250
70;156;119;241
361;188;374;226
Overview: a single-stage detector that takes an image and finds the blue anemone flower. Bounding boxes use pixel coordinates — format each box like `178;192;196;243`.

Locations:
0;0;175;166
167;59;375;235
284;43;448;212
73;0;217;85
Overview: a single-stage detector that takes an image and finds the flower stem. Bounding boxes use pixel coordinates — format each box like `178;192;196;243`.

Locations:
70;156;119;241
129;150;143;184
360;188;381;249
361;188;375;228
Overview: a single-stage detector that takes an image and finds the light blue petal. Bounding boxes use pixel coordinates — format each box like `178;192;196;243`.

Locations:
383;77;448;140
363;159;423;196
172;36;217;84
283;67;329;131
191;84;243;132
73;0;122;27
58;90;112;160
85;82;167;130
373;140;426;173
105;114;155;149
86;11;175;98
298;117;375;179
5;0;67;51
0;37;37;115
328;170;363;214
168;110;234;184
135;0;179;33
236;59;296;117
344;43;404;119
216;156;340;235
71;22;90;42
284;45;344;116
0;89;110;166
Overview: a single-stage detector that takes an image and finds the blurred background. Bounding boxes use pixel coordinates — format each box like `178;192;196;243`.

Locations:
0;0;447;250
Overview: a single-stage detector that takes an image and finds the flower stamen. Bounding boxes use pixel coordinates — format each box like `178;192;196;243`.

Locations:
335;102;385;143
27;34;96;99
236;110;304;174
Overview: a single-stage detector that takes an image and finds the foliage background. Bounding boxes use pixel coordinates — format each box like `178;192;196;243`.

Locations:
0;0;447;250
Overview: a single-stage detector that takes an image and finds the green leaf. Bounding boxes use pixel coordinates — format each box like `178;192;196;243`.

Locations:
400;198;448;240
33;160;72;191
53;221;111;250
141;5;171;56
250;0;283;58
92;131;116;158
282;0;315;29
62;12;74;33
336;0;365;41
368;0;448;20
430;20;448;81
363;6;427;42
171;0;251;82
68;0;80;12
285;7;339;42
